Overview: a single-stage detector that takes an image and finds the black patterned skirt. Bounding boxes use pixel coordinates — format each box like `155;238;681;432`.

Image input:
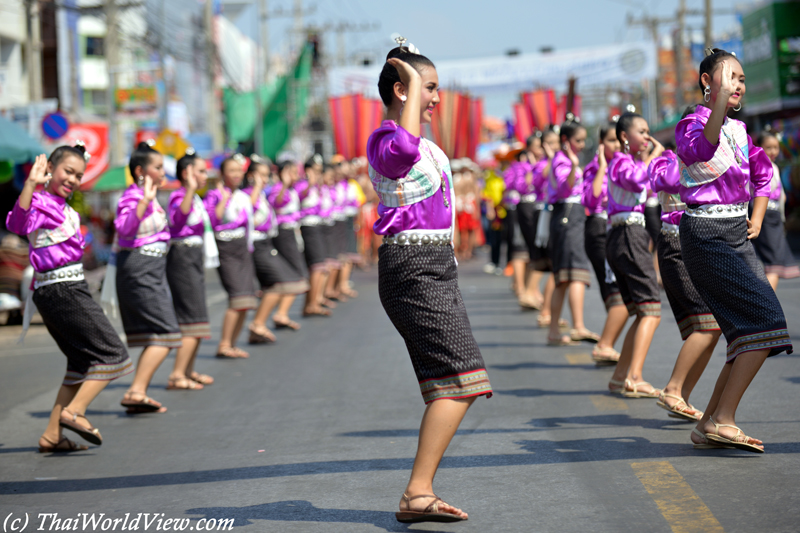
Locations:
549;202;591;285
680;214;793;362
166;243;211;339
322;222;341;269
344;216;362;263
378;244;493;404
517;202;537;260
300;225;328;271
34;276;132;385
506;208;529;261
584;215;623;310
644;204;662;244
252;238;309;294
528;208;551;271
334;219;349;261
116;249;182;348
606;223;661;317
215;236;257;311
751;209;800;279
656;230;719;340
273;226;308;279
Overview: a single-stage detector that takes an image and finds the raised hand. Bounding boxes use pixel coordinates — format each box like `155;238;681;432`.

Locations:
142;175;157;202
27;154;49;185
597;146;607;167
718;61;736;100
564;143;580;166
387;58;421;88
184;165;197;191
542;142;555;161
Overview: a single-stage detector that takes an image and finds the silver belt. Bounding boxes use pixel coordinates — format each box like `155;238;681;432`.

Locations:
610;212;646;228
383;230;452;246
645;196;660;207
300;215;322;226
215;227;246;241
685;202;747;218
559;196;582;204
661;223;680;237
590;211;609;220
331;213;347;222
520;194;538;203
171;236;203;247
767;200;780;211
121;241;168;257
252;229;276;241
34;264;84;290
279;222;299;230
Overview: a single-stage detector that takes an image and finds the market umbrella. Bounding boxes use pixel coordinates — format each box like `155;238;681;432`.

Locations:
0;116;45;162
86;165;131;192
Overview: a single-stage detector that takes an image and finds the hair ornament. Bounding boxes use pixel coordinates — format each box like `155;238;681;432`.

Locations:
552;124;561;134
704;47;716;57
776;132;783;142
625;104;636;113
611;114;620;123
232;153;246;164
185;147;196;156
72;139;91;161
534;130;543;138
312;153;323;165
146;138;156;147
394;35;420;55
74;139;85;148
250;154;264;164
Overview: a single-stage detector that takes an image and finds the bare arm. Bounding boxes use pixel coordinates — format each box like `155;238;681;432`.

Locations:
18;154;48;210
703;62;736;146
748;196;768;240
136;176;157;219
179;166;197;215
387;58;422;138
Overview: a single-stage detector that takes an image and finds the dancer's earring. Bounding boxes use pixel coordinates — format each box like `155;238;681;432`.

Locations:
734;102;742;112
44;173;52;189
623;140;630;154
399;94;407;116
138;175;144;187
703;85;711;103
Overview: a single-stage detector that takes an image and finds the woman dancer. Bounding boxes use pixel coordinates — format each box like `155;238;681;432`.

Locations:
319;165;340;308
296;156;330;316
606;113;664;398
165;150;215;389
503;151;531;301
751;131;799;289
545;117;599;346
531;130;559;328
268;160;306;330
204;154;256;358
648;139;720;422
678;49;792;452
8;146;133;451
337;160;364;299
369;40;492;523
515;133;547;308
116;141;182;412
581;122;627;363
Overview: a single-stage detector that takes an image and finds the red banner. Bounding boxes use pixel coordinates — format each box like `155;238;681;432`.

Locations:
430;90;483;160
328;94;384;160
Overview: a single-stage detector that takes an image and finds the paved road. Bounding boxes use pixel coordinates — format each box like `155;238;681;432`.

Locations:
1;256;800;532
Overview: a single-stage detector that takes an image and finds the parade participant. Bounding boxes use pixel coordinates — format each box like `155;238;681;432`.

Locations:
648;138;721;422
454;162;481;261
324;163;348;302
204;153;256;358
581;122;627;363
545;116;599;346
606;112;664;398
503;151;530;299
296;155;330;316
165;150;216;389
515;133;547;309
319;164;340;308
678;49;792;452
531;130;559;328
8;146;132;451
337;160;364;299
751;130;799;289
116;141;182;413
369;39;492;523
245;157;309;341
268;160;306;330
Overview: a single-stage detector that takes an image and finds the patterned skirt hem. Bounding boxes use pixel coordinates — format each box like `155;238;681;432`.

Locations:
326;259;342;270
511;251;530;261
605;292;624;311
126;332;182;348
625;300;661;318
310;263;330;273
263;280;310;295
554;268;591;286
63;359;134;386
726;329;793;362
420;369;493;405
678;314;720;341
229;295;257;311
764;265;800;279
178;322;212;339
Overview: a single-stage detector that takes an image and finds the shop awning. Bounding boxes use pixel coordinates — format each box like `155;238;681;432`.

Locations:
0;116;46;162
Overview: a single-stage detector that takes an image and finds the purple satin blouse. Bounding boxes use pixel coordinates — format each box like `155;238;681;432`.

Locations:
204;187;249;232
168;188;205;239
648;151;683;226
7;191;85;273
547;151;583;204
115;184;170;248
242;187;276;233
367;121;452;235
675;105;772;205
294;180;321;218
268;184;301;226
581;155;608;215
607;153;648;216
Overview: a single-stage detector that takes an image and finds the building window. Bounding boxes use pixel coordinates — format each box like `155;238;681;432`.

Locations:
86;36;104;57
84;89;107;110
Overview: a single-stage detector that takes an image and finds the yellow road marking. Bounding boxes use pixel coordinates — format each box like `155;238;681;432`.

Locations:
590;395;628;411
565;352;593;365
631;461;724;533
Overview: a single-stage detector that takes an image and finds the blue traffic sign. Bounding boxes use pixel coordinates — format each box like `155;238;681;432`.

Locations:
41;112;70;140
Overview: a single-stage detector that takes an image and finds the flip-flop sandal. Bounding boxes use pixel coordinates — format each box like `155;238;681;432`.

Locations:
248;325;276;344
657;393;701;421
621;380;661;398
302;308;332;317
166;377;203;390
547;336;581;347
570;328;601;343
537;315;552;328
120;396;165;413
691;428;731;449
592;346;620;365
608;379;625;395
38;436;89;453
395;493;466;524
704;418;764;453
59;408;102;445
341;289;359;298
189;372;214;385
519;297;542;311
273;319;301;331
216;346;249;358
320;299;337;309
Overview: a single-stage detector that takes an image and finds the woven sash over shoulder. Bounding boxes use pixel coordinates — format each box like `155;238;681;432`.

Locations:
680;119;748;188
369;144;447;208
137;202;167;239
29;204;80;249
608;158;647;208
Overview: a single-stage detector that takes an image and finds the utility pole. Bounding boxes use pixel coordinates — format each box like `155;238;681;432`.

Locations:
330;21;380;66
25;0;43;103
705;0;713;50
105;0;123;165
254;0;266;154
626;12;673;125
205;0;223;152
260;0;269;81
675;0;686;111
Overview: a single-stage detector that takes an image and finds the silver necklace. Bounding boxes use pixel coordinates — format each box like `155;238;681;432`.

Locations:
421;139;449;208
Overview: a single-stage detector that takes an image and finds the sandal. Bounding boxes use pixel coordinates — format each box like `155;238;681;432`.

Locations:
592;345;620;365
691;428;731;450
120;394;167;414
608;379;625;395
38;435;89;453
248;324;276;344
189;372;214;385
166;377;203;390
537;314;552;328
519;296;542;311
547;335;580;347
704;417;764;453
273;318;301;331
396;493;467;524
59;408;102;445
216;346;249;359
302;307;332;317
570;328;600;343
657;392;701;421
320;299;337;309
340;288;358;298
622;379;661;399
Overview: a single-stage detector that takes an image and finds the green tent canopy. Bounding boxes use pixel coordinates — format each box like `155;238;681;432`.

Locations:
89;165;130;191
0;116;46;162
